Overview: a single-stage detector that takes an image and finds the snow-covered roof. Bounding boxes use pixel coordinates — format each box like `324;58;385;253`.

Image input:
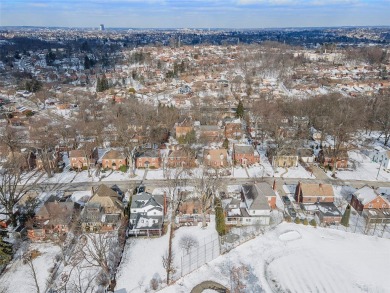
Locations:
354;186;379;205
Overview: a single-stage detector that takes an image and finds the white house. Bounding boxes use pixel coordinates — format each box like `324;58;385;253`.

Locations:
369;147;390;170
225;183;273;226
128;192;165;236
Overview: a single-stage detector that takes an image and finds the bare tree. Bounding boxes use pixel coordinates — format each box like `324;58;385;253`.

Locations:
23;250;42;293
179;234;199;255
192;167;221;228
0;157;41;226
162;248;176;284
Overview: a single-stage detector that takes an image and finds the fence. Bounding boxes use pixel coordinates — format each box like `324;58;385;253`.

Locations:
220;211;284;254
180;234;220;277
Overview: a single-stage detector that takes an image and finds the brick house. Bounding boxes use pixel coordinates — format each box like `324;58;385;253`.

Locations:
199;125;223;143
135;149;161;169
224;119;243;140
318;148;348;169
203;148;229;168
69;149;93;170
101;150;127;170
167;149;196;168
351;186;390;213
233;144;260;166
294;182;334;204
28;199;75;241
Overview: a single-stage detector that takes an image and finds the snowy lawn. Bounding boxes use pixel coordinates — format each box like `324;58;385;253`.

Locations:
327;151;390;182
115;217;218;292
0;243;60;293
274;164;315;179
160;222;390;293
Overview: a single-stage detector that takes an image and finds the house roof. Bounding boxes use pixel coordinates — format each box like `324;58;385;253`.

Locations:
89;184;124;212
242;183;272;210
36;201;74;226
317;203;342;217
135;149;159;158
102;149;126;160
299;183;334;198
133;214;163;230
354;186;380;205
69;149;87;158
131;192;164;208
234;144;256;155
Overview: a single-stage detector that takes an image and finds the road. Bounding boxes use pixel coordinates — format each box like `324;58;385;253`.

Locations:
29;175;390;194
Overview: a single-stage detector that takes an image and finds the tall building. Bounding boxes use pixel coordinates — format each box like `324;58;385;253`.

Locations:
99;24;105;31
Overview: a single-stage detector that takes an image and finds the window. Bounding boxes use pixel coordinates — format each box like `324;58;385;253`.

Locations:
368;204;373;208
246;219;251;223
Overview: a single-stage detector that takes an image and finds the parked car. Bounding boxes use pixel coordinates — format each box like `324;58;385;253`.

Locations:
282;196;291;205
288;207;296;217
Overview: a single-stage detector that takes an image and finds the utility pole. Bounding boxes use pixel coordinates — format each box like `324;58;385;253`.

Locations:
376;157;385;180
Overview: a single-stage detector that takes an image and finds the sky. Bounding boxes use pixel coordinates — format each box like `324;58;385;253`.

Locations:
0;0;390;29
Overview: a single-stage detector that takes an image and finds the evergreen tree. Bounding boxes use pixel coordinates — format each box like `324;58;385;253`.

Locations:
222;138;229;149
0;235;12;265
341;204;351;227
236;100;244;118
215;198;226;236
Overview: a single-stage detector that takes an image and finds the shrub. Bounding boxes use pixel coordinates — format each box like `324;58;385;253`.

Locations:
119;165;128;172
310;219;317;227
294;217;301;224
285;215;292;223
303;218;309;225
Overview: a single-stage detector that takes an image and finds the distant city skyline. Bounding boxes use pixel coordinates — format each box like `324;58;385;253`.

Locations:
1;0;390;29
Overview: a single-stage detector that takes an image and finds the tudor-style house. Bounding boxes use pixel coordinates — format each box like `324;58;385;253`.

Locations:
27;197;75;241
80;184;124;232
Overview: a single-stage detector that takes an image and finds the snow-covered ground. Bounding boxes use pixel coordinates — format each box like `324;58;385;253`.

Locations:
115;217;218;292
328;151;390;182
159;223;390;293
0;243;60;293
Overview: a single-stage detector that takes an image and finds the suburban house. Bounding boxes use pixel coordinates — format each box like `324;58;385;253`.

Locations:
224;119;243;140
225;183;272;226
176;198;210;226
101;149;127;170
368;147;390;170
297;148;315;163
36;150;62;171
8;149;36;170
135;149;161;169
69;149;94;170
80;184;124;232
318;148;348;169
351;186;390;213
175;125;194;139
268;147;298;168
166;148;196;168
203;148;229;168
294;182;334;204
128;192;165;236
199;125;223;142
233;144;260;166
27;198;75;241
301;203;342;224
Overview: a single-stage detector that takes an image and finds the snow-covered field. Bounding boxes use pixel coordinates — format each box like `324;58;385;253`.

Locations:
115;218;218;292
160;223;390;293
0;243;60;293
329;151;390;182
